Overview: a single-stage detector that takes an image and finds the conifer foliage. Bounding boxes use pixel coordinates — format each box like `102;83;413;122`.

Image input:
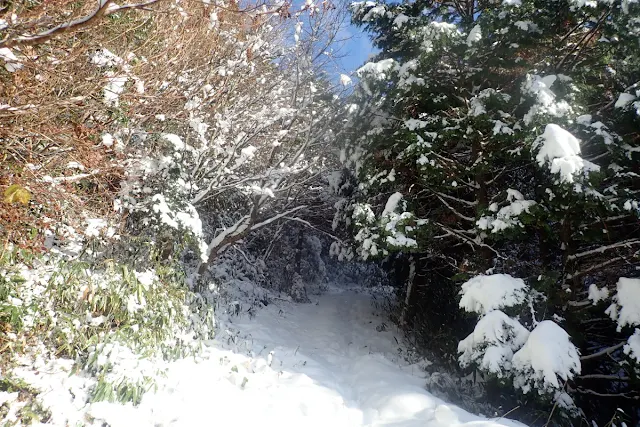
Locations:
340;0;640;423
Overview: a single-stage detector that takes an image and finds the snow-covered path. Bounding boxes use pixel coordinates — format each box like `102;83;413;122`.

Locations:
23;288;524;426
86;288;523;427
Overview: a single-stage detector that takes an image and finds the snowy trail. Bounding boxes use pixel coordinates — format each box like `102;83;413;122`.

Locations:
222;290;523;427
24;288;525;427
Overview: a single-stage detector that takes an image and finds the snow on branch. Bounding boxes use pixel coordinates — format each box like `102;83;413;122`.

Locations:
512;321;581;394
605;277;640;331
580;342;625;361
459;274;529;315
458;310;529;377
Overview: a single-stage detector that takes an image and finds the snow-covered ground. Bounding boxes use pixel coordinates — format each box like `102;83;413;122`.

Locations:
10;285;525;427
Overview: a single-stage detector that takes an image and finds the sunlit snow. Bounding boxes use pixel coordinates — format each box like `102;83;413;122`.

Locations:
13;287;525;427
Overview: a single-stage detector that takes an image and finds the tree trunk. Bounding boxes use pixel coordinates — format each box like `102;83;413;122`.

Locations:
399;255;416;326
472;138;492;269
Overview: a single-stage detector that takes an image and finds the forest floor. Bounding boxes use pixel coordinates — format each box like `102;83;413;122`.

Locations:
5;283;525;426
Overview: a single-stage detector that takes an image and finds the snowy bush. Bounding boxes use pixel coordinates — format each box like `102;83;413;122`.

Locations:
0;243;214;405
511;321;580;395
349;193;425;261
458;310;530;378
458;274;582;407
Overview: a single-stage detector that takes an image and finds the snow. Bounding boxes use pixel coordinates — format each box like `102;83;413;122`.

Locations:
535;124;599;183
0;47;22;72
522;74;572;124
512;321;581;394
587;284;609;304
162;133;187;150
393;14;409;28
615;92;636;108
477;199;536;233
382;192;403;217
469;89;510;117
624;329;640;362
513;21;539;32
605;277;640;331
340;74;353;86
102;133;114;147
84;218;108;237
104;75;128;107
357;59;396;80
91;48;123;68
458;310;530;377
7;287;525;427
360;4;387;21
294;21;303;43
466;24;482;46
460;274;529;315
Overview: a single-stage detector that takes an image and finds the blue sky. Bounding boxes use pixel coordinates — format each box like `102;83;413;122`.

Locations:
288;0;378;77
337;24;377;73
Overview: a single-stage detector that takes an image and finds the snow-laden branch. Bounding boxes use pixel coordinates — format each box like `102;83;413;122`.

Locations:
433;190;478;207
435;222;503;258
205;215;252;257
566;256;626;279
574;388;639;399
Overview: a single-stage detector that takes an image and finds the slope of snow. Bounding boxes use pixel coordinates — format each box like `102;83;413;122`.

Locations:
10;287;526;427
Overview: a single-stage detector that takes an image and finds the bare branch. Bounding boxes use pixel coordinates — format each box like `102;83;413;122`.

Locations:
568;239;640;260
580;343;624;361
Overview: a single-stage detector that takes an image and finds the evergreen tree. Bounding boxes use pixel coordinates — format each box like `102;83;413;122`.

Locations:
339;0;640;423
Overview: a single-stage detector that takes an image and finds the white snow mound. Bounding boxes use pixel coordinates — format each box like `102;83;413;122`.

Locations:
460;274;529;315
605;277;640;331
535;124;599;183
512;320;580;394
458;310;530;377
382;192;404;216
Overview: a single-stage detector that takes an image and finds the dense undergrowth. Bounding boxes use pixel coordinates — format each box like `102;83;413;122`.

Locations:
0;236;214;416
1;0;352;423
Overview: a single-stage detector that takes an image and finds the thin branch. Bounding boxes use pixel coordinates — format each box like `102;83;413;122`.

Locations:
435;222;503;258
574;388;639;399
282;216;343;242
580;343;624;361
435;194;475;222
1;0;115;49
578;374;630;381
250;205;308;231
568;239;640;260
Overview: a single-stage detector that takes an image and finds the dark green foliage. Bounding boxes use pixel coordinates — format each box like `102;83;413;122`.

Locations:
340;0;640;424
